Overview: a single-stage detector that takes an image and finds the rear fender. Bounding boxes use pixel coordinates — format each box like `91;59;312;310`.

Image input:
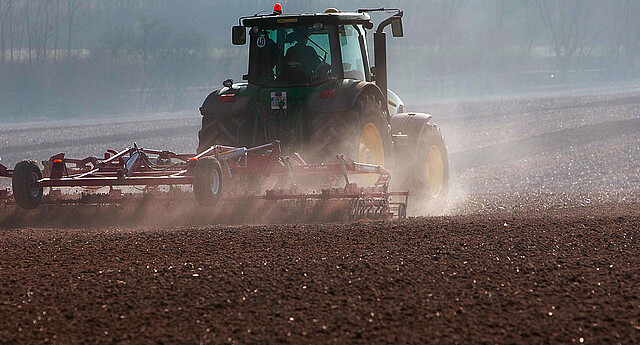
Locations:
200;84;253;117
305;80;385;113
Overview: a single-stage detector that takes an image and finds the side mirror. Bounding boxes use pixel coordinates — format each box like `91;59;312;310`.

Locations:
391;17;403;37
232;26;246;45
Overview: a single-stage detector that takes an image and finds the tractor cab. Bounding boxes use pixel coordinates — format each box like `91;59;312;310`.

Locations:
235;9;374;87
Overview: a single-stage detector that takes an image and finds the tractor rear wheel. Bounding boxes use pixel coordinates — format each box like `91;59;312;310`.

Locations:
193;157;224;207
197;115;252;153
12;160;43;210
310;95;393;173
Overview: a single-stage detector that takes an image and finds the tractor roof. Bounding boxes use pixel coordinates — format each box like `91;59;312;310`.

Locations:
241;11;371;27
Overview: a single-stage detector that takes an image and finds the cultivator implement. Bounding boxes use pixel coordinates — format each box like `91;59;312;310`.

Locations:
0;141;408;221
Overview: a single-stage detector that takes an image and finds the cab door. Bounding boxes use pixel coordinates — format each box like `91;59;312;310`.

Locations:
338;25;370;82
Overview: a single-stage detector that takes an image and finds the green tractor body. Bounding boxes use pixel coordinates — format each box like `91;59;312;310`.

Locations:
198;7;449;210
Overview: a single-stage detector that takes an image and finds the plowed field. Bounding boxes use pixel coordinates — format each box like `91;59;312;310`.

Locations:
1;90;640;344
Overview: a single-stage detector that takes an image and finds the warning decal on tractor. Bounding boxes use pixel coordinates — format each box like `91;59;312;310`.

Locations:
271;92;287;110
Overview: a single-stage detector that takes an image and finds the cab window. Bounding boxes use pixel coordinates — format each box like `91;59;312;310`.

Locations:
250;25;334;86
339;25;366;81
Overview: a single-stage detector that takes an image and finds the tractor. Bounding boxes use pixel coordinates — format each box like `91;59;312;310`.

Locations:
197;5;449;211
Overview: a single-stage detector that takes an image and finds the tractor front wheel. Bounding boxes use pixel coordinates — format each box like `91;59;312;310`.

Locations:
420;125;449;200
404;124;449;213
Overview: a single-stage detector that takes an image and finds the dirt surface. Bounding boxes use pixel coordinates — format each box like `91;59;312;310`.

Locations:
1;205;639;344
2;90;640;344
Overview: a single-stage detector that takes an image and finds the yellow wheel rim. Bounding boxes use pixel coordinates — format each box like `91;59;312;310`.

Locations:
358;122;385;185
359;123;385;165
426;145;444;197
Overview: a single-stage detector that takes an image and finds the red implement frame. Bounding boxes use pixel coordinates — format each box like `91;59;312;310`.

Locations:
0;141;408;219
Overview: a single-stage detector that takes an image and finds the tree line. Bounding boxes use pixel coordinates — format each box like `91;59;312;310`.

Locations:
0;0;639;120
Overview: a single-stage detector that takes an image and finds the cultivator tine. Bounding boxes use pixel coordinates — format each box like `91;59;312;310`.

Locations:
222;159;233;178
282;156;295;186
337;154;350;187
294;153;307;165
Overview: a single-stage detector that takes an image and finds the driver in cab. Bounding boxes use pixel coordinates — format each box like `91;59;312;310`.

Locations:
282;28;322;83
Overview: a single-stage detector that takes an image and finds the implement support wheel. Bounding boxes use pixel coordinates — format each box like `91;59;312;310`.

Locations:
193;157;224;207
12;160;43;210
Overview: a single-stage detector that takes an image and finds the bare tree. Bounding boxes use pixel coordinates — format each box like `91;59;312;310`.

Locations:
8;0;14;62
24;0;32;64
616;0;640;72
0;0;9;64
66;0;79;58
22;0;49;65
52;0;60;62
137;17;171;107
535;0;591;63
30;0;47;64
41;0;52;64
430;0;466;93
